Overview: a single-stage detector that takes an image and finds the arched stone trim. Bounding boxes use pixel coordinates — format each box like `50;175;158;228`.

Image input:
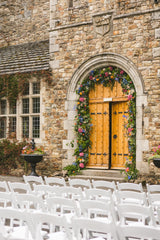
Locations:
63;53;149;174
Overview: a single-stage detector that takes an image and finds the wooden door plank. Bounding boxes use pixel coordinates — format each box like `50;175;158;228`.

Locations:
88;103;96;167
102;102;109;168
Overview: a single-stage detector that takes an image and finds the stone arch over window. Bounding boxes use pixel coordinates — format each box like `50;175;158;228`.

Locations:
63;53;149;174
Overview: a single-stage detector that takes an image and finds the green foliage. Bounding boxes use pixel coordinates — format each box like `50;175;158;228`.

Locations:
0;70;53;101
63;164;80;176
0;139;27;174
64;66;137;178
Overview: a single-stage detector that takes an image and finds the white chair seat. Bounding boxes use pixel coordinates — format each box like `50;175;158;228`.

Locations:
7;226;33;240
48;231;69;240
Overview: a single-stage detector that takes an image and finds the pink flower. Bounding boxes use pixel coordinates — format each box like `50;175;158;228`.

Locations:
89;76;93;80
78;128;83;133
128;128;133;133
120;70;124;74
153;148;157;152
109;66;113;71
158;145;160;149
79;152;84;157
127;95;132;100
79;97;84;102
79;163;84;168
105;72;109;77
125;167;129;172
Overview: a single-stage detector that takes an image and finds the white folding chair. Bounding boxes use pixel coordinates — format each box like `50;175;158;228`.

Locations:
117;203;156;226
79;199;118;223
117;182;143;192
148;193;160;223
0;208;35;240
60;186;84;200
14;193;46;212
92;180;116;191
32;212;71;240
8;182;32;194
147;184;160;194
84;188;113;203
0;192;17;209
148;193;160;210
44;176;66;187
116;190;147;206
117;224;160;240
23;175;44;189
157;207;160;225
72;217;119;240
68;178;92;189
46;197;80;225
0;181;10;192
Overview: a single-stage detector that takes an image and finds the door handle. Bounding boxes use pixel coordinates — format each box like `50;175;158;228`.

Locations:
113;134;117;139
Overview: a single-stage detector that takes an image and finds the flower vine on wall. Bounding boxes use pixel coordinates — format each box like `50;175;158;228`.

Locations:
64;66;137;180
0;69;53;102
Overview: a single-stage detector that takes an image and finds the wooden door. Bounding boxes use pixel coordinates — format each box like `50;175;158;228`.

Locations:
88;83;128;169
111;101;128;169
88;101;109;168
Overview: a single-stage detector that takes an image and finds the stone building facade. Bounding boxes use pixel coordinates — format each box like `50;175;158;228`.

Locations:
0;0;49;47
0;0;160;177
49;0;160;175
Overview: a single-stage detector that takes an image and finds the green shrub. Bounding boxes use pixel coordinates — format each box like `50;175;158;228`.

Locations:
0;139;27;174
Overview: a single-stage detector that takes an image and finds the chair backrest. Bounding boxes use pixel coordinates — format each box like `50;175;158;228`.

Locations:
92;180;116;191
8;182;32;194
60;186;84;200
23;175;44;188
117;225;160;240
117;182;143;192
0;192;17;208
148;193;160;210
31;212;71;240
33;184;62;198
79;199;117;222
44;176;66;186
116;190;147;206
68;178;91;189
0;181;10;192
147;184;160;194
84;188;113;202
14;193;46;212
72;217;119;240
46;197;80;218
117;203;156;226
0;208;35;240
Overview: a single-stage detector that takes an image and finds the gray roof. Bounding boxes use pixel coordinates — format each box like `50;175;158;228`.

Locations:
0;40;49;75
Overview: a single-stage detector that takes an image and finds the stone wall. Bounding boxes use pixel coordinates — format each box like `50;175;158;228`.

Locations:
0;0;49;47
48;0;160;174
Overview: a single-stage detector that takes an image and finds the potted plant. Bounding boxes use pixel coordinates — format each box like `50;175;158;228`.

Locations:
149;145;160;168
21;139;45;176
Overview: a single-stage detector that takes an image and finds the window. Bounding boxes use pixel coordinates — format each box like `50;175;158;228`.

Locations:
0;81;41;139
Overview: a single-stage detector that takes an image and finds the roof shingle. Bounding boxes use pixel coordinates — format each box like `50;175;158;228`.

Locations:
0;40;49;75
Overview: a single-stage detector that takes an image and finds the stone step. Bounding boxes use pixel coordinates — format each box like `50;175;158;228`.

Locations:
69;169;126;182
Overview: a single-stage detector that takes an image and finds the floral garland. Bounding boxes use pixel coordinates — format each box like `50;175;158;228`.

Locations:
64;66;138;180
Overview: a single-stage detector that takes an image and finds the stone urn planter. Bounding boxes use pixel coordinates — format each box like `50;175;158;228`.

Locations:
21;154;44;176
21;139;44;176
152;158;160;168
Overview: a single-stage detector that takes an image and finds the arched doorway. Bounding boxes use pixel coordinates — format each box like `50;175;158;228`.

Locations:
88;81;128;169
64;53;149;175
